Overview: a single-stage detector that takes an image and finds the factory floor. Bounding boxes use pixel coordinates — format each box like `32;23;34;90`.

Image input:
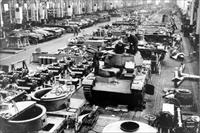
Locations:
0;16;199;132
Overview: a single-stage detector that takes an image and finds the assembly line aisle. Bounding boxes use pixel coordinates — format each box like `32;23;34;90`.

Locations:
181;35;200;112
175;13;200;112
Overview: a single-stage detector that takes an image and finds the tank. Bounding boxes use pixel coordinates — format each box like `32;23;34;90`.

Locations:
82;52;153;109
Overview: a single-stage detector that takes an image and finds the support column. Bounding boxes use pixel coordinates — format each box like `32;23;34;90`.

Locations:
197;0;200;112
44;1;48;21
31;0;36;21
9;0;13;23
55;0;60;17
0;0;3;27
25;1;29;21
15;2;23;24
190;0;195;25
197;1;200;36
35;0;39;21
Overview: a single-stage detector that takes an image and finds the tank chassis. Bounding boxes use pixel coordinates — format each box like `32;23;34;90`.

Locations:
82;50;153;110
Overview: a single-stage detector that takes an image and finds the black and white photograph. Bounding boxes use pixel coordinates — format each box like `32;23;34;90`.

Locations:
0;0;200;132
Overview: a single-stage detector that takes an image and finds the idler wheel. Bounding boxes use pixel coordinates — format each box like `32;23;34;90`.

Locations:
120;121;139;132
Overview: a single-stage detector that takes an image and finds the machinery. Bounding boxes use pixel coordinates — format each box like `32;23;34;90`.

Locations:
1;59;65;92
169;34;184;61
31;84;75;111
48;63;65;76
137;24;173;47
67;60;93;78
0;84;26;103
0;72;11;88
82;51;154;110
15;67;54;92
172;64;200;88
0;60;29;88
154;87;198;133
68;35;86;46
136;33;167;62
170;50;184;61
31;70;54;85
30;84;87;132
152;103;183;133
163;88;193;107
75;105;99;132
11;60;29;78
0;101;47;133
0;60;30;89
184;115;200;133
153;87;184;133
16;76;38;92
0;100;71;133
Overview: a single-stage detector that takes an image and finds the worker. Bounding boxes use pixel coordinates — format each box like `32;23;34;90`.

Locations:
114;40;125;54
126;31;138;55
152;111;174;133
151;52;158;73
73;25;80;36
104;54;113;68
93;51;100;75
162;14;167;23
97;29;101;36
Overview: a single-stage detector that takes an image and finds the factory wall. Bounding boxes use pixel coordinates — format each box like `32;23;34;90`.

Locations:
0;0;183;25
